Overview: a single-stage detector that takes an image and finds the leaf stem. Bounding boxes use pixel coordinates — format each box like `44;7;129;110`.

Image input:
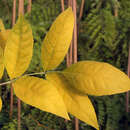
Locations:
0;71;46;86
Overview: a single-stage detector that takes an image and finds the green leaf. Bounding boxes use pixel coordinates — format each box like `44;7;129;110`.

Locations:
4;16;33;79
61;61;130;96
47;73;99;130
13;76;69;120
41;7;74;71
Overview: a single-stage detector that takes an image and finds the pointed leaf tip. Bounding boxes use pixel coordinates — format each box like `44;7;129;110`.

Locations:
0;97;2;111
4;16;33;79
13;76;69;120
46;73;99;130
41;7;74;71
62;61;130;96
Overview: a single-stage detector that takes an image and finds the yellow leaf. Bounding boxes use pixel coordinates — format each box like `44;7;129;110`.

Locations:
13;76;69;120
41;7;74;71
61;61;130;96
0;97;2;111
0;19;5;31
0;30;10;49
46;73;99;130
0;46;4;79
4;16;33;79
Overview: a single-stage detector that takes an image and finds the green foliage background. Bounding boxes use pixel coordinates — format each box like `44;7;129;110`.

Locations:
0;0;130;129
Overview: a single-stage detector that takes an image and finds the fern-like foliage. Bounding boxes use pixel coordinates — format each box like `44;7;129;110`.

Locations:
78;0;130;130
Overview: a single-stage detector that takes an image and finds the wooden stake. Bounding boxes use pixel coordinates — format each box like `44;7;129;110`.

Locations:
18;0;24;15
78;0;85;35
126;44;130;113
10;0;17;119
27;0;32;13
17;99;21;130
17;0;24;129
114;4;118;18
10;86;14;118
72;0;79;130
72;0;77;64
68;0;73;66
78;0;84;23
61;1;78;129
12;0;16;26
61;0;71;67
61;0;64;12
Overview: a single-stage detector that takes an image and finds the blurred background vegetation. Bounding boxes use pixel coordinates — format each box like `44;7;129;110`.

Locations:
0;0;130;129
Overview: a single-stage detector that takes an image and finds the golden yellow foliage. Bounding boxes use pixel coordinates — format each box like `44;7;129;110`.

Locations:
0;46;4;79
41;7;74;71
0;19;5;31
0;97;2;111
13;76;69;120
61;61;130;96
0;7;130;130
4;16;33;79
46;72;99;130
0;30;10;49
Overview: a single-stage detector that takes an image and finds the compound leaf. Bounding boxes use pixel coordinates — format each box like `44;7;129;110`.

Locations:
13;76;69;120
4;16;33;79
41;7;74;71
62;61;130;96
47;73;99;130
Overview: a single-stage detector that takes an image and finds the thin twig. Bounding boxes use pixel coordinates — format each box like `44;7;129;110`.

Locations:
10;86;14;118
18;0;24;15
29;114;54;130
17;98;21;130
72;0;77;64
72;0;79;130
126;44;130;113
12;0;16;26
10;0;17;119
0;72;46;86
18;0;24;129
27;0;32;13
61;0;64;11
78;0;85;23
77;0;85;35
0;80;15;86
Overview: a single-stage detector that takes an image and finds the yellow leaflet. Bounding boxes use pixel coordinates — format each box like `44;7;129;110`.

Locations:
0;19;5;31
0;30;10;49
0;97;2;111
62;61;130;96
41;7;74;71
46;73;99;130
0;46;4;79
13;76;69;120
4;16;33;79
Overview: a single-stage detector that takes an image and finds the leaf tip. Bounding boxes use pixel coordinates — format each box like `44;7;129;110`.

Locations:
0;98;2;111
